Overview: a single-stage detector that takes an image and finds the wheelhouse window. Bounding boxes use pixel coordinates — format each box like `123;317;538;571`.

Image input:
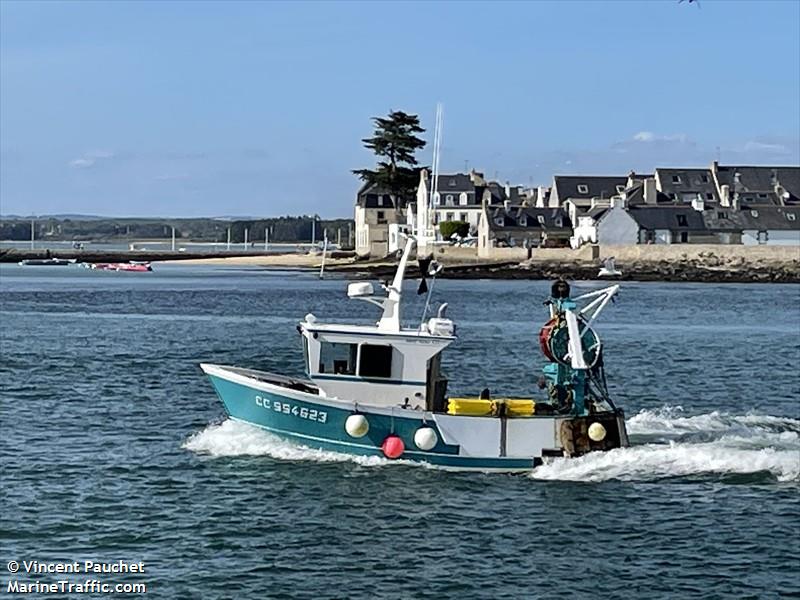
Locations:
359;344;393;379
319;342;357;375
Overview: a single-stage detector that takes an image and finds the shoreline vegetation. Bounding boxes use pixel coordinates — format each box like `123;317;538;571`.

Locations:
2;245;797;283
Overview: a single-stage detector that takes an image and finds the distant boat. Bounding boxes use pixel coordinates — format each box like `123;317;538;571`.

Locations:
598;257;622;278
18;258;75;266
91;262;153;272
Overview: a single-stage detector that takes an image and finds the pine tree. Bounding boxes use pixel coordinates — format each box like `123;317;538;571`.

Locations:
353;111;426;207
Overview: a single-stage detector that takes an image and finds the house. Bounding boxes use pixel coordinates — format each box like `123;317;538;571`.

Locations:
627;205;713;244
427;170;527;232
549;175;629;234
571;163;800;246
702;205;800;245
573;197;712;246
711;162;800;207
654;168;720;204
478;204;572;257
354;182;406;257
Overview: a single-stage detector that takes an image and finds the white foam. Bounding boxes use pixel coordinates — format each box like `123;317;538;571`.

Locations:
533;406;800;483
183;419;404;467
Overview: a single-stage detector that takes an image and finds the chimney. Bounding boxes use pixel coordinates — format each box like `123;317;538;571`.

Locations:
503;200;511;211
731;193;740;211
712;160;719;174
719;184;731;207
536;186;548;208
627;170;636;189
504;181;511;199
644;177;657;205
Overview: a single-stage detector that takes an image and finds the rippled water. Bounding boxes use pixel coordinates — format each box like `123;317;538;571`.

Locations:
1;264;799;599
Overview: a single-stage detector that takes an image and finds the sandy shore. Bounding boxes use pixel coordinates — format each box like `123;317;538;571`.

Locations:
158;253;353;268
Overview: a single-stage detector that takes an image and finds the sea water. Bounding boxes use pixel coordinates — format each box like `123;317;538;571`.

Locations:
1;264;798;599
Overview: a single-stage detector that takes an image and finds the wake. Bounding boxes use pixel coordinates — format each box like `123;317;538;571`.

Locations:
183;407;800;483
183;419;403;467
531;406;799;483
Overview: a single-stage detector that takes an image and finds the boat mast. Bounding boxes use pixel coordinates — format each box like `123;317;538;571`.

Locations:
419;103;443;253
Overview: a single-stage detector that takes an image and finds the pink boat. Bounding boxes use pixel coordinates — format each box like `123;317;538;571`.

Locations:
91;262;153;272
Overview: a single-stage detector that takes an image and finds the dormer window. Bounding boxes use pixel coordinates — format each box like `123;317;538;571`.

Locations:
672;175;682;184
445;194;454;205
577;184;589;194
758;193;768;199
700;174;709;183
377;195;384;207
519;216;527;226
555;217;562;227
448;179;457;187
787;213;797;221
433;192;441;205
616;185;625;194
676;214;688;227
751;210;759;218
706;193;714;200
494;217;504;226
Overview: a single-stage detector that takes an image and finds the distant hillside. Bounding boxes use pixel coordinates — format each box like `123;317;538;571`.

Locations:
0;215;355;245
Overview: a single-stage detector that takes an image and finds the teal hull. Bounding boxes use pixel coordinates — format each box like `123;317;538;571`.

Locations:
205;369;540;472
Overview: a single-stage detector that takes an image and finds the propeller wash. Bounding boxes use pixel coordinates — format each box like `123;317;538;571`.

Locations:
200;238;628;471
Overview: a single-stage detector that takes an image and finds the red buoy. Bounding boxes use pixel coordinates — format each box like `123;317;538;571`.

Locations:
382;435;405;459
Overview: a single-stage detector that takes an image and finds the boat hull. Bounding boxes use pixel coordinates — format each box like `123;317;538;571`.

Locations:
201;364;627;472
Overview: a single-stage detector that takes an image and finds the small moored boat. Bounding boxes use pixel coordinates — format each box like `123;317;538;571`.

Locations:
18;258;75;266
201;238;628;472
90;262;152;272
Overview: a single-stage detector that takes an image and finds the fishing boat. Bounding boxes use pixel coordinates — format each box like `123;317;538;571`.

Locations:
201;237;628;472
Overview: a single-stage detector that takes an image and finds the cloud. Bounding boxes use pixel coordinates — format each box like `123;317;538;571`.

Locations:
632;131;689;144
68;150;115;169
741;140;790;155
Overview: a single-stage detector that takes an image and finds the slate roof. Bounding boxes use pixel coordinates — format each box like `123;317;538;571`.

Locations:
432;173;511;206
553;175;627;201
714;165;800;205
436;173;474;193
355;182;403;209
656;168;719;203
487;206;572;231
626;206;708;232
625;180;689;206
737;206;800;230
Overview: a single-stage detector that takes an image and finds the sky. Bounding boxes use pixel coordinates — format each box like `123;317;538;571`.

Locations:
1;0;799;218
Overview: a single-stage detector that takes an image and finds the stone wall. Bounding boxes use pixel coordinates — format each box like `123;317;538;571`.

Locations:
598;244;800;265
